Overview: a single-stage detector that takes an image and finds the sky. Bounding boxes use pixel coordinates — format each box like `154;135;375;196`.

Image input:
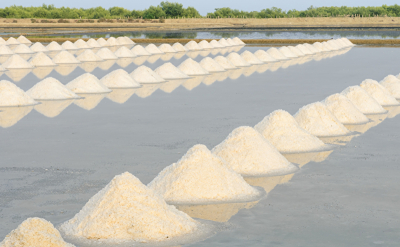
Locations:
1;0;397;15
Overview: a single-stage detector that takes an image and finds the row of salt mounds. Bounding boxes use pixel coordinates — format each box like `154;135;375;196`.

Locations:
360;79;400;106
254;50;277;62
148;144;261;204
6;37;20;45
62;41;79;50
66;73;112;93
3;54;34;69
158;44;177;53
0;217;75;247
296;44;314;55
100;69;141;88
145;44;164;54
178;58;209;75
106;37;121;46
0;45;14;55
13;44;34;54
172;42;188;52
131;65;166;83
16;35;32;45
59;172;198;242
200;57;226;72
288;46;305;57
304;43;320;53
30;42;48;52
132;45;152;56
341;86;386;114
155;62;190;79
254;110;327;153
266;48;288;60
241;51;263;64
380;75;400;99
29;52;56;67
87;38;102;48
77;49;104;62
75;39;91;49
278;47;298;58
96;48;118;60
198;40;214;49
96;38;109;47
227;53;251;67
294;102;351;137
214;56;237;69
47;41;64;51
324;93;369;124
212;126;298;177
27;77;80;100
52;51;81;64
0;80;37;106
218;38;231;47
210;40;224;48
115;46;137;58
313;42;327;52
185;41;203;51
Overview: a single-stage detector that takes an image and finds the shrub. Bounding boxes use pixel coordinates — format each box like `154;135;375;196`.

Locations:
12;20;17;23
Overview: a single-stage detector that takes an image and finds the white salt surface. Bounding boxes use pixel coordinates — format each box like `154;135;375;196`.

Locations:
2;54;34;69
210;40;224;48
218;38;231;47
130;65;166;83
100;69;141;88
278;47;298;58
131;45;152;56
266;48;288;60
158;44;177;53
172;42;188;52
77;49;104;62
185;41;202;51
13;44;34;54
0;80;37;106
296;44;314;55
6;37;20;45
342;38;354;46
30;42;48;52
0;65;5;72
29;52;56;67
360;79;400;106
87;38;102;48
155;62;190;79
336;39;348;48
214;56;237;69
27;77;80;100
198;40;214;49
52;51;81;64
254;50;277;62
341;86;387;114
148;144;261;204
233;37;245;45
212;126;298;176
304;43;320;53
59;172;198;242
16;35;32;44
178;58;210;76
114;46;137;58
241;51;263;64
46;41;64;51
226;53;251;67
97;38;109;47
380;75;400;99
145;44;164;54
199;57;226;72
96;48;118;60
288;46;305;56
62;41;79;50
66;73;112;93
106;37;120;46
254;110;327;153
0;217;75;247
324;93;369;124
0;45;14;55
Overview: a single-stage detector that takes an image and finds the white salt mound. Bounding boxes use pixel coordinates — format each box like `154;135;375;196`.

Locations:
96;48;118;60
6;37;20;45
59;172;198;242
198;40;213;49
123;36;135;45
66;73;112;93
288;46;305;56
130;65;166;83
178;58;209;76
212;126;298;176
114;46;137;58
254;50;277;62
145;44;164;54
2;54;34;69
62;41;79;50
87;38;102;48
241;50;263;64
0;45;14;55
233;37;245;45
116;36;129;45
13;44;34;54
313;42;326;52
106;37;120;46
200;57;226;72
131;45;152;56
278;47;298;58
100;69;141;88
74;39;91;49
30;42;48;52
0;37;6;45
17;35;32;44
327;40;341;50
341;86;387;114
172;42;188;52
304;43;320;53
227;53;251;67
226;38;237;46
209;40;224;48
46;41;64;51
148;144;261;204
360;79;400;106
0;80;37;106
29;52;56;67
296;44;313;55
380;75;400;99
52;51;81;64
0;65;5;72
324;93;369;124
27;77;80;100
254;110;327;153
185;41;202;51
214;56;237;69
266;48;288;60
155;62;189;79
0;217;75;247
158;44;177;53
97;38;109;47
77;49;104;62
218;38;231;47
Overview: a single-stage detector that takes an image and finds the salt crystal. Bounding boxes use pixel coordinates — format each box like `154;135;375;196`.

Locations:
100;69;141;88
0;80;37;106
130;65;166;83
313;42;326;52
27;77;80;100
200;57;226;72
0;37;6;45
155;62;190;79
360;79;399;106
324;93;369;124
66;73;112;93
178;58;210;75
304;43;320;53
341;86;387;114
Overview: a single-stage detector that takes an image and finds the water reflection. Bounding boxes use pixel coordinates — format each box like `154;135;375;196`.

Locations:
133;83;163;98
74;93;107;110
0;106;33;128
116;58;133;68
80;62;101;73
106;89;135;104
160;79;186;93
5;69;32;82
55;64;78;76
32;67;54;79
182;76;205;91
34;99;74;118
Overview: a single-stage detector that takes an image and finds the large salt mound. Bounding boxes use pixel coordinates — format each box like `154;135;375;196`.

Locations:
172;42;188;52
304;43;320;53
178;58;210;76
46;41;64;51
278;47;298;58
227;53;251;67
240;50;263;65
324;93;369;124
214;56;237;69
13;44;34;54
145;44;164;54
27;77;80;100
294;102;351;137
66;73;112;93
210;40;224;48
148;144;261;204
155;62;189;79
131;65;166;83
342;38;354;46
185;41;202;51
0;80;37;106
59;172;198;242
6;37;20;45
0;45;14;55
114;46;137;58
266;48;288;60
87;38;102;48
254;50;277;62
233;37;245;45
199;57;226;72
380;75;400;99
198;40;213;49
0;217;75;247
97;38;109;47
29;52;56;67
360;79;400;106
218;38;231;47
212;126;298;176
2;54;34;69
96;48;118;60
74;39;90;49
131;45;151;56
296;44;313;55
100;69;141;88
77;49;104;62
30;42;48;52
254;110;327;153
52;51;81;64
106;37;120;46
62;41;79;50
158;44;177;53
341;86;387;114
16;35;32;45
288;46;305;56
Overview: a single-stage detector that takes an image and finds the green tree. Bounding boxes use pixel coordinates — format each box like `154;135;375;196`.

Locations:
143;6;165;19
160;1;183;17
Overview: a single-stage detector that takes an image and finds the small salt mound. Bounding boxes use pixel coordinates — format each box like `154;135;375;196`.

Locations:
294;102;351;137
254;50;277;62
178;58;210;76
29;52;56;67
87;38;101;48
62;41;79;50
16;35;32;44
27;77;80;100
123;36;135;45
321;41;334;51
0;37;6;45
198;40;213;49
0;217;75;247
185;41;202;51
313;42;326;52
0;45;14;55
240;51;263;65
148;144;261;204
2;54;34;69
341;86;386;114
60;172;197;241
360;79;399;106
278;47;298;58
233;37;245;45
304;43;320;53
116;36;129;45
96;48;118;60
74;39;90;49
200;57;226;72
212;126;298;176
130;65;166;83
226;53;251;67
254;110;327;153
100;69;141;88
380;75;400;99
0;80;37;106
77;49;104;62
226;38;237;46
335;39;348;48
13;44;33;54
296;44;313;55
66;73;112;93
210;40;224;48
155;62;190;79
30;42;48;52
158;44;177;53
6;37;20;45
266;48;288;60
342;38;354;46
218;38;231;47
172;42;188;52
327;40;341;50
106;37;120;46
324;93;369;124
214;56;237;69
52;51;81;64
97;38;109;47
113;46;137;58
288;46;305;56
145;44;164;54
131;45;152;56
46;41;64;51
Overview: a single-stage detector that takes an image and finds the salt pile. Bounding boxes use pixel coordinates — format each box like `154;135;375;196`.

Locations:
100;69;141;88
199;57;226;72
106;37;120;46
148;144;261;204
210;40;224;48
59;172;198;242
2;54;34;69
13;44;34;54
341;86;386;114
123;36;135;45
46;41;64;51
96;48;118;60
72;39;89;49
130;65;166;83
254;50;277;62
27;77;80;100
66;73;112;93
178;58;210;75
62;41;79;50
0;65;5;72
0;80;37;106
226;53;251;67
241;51;263;64
116;36;129;45
16;35;32;45
212;126;298;176
218;38;231;47
185;41;202;51
29;52;56;67
77;49;104;62
131;45;151;55
97;38;109;47
360;79;399;106
114;46;137;58
198;40;213;49
324;93;369;124
155;62;190;79
172;42;188;52
6;37;20;45
266;48;288;60
52;51;81;64
380;75;400;98
327;40;341;50
288;46;305;56
342;38;354;46
296;44;314;55
313;42;326;52
0;37;5;45
214;56;237;69
158;44;177;53
233;37;245;45
0;217;75;247
145;44;164;54
304;43;320;53
226;38;237;46
278;47;298;58
335;39;348;48
0;45;14;55
87;38;102;48
30;42;48;52
254;110;327;153
321;41;334;51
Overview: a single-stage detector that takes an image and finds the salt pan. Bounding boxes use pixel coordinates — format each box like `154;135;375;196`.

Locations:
62;41;79;50
46;41;64;51
96;48;118;60
66;73;112;93
233;37;245;45
6;37;20;45
380;75;400;99
341;86;386;114
200;57;226;72
30;42;48;52
218;38;231;47
198;40;213;49
214;56;237;69
241;51;263;64
0;80;37;106
178;58;210;75
145;44;164;54
77;49;104;62
210;40;224;48
278;47;298;58
29;52;56;67
100;69;141;88
172;42;188;52
0;45;14;55
87;38;102;48
266;48;288;60
13;44;33;54
360;79;399;106
27;77;80;100
97;38;109;47
131;45;152;56
2;54;34;69
130;65;166;83
185;41;202;51
52;51;81;64
155;62;190;79
158;44;177;53
227;53;251;67
254;50;277;62
324;93;369;124
16;35;32;45
288;46;305;56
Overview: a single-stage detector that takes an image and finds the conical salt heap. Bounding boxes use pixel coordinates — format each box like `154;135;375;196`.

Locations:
296;44;313;55
27;77;80;100
172;42;188;52
214;56;237;69
145;44;164;54
52;51;81;64
335;39;348;48
254;50;277;62
342;38;354;46
327;40;341;50
0;45;14;55
131;45;151;55
96;48;118;60
6;37;20;45
59;172;198;242
116;36;129;45
304;43;320;53
226;38;237;46
178;58;210;76
218;38;230;47
130;65;166;84
0;80;37;106
266;48;288;60
77;49;104;62
87;38;102;48
199;57;226;72
114;46;137;58
46;41;64;51
0;217;75;247
313;42;326;52
158;44;177;53
0;37;6;45
232;37;245;45
100;69;141;88
255;110;327;153
29;52;56;67
106;37;120;46
212;126;298;177
66;73;112;93
148;144;261;204
97;38;109;47
16;35;32;45
198;40;213;49
241;51;263;65
324;93;369;124
155;62;190;79
380;75;400;99
360;79;399;106
30;42;48;53
288;46;305;57
13;44;34;54
321;42;334;51
226;53;251;67
278;47;298;58
341;86;387;114
210;40;224;48
74;39;90;49
2;54;34;69
62;41;79;50
185;41;202;51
